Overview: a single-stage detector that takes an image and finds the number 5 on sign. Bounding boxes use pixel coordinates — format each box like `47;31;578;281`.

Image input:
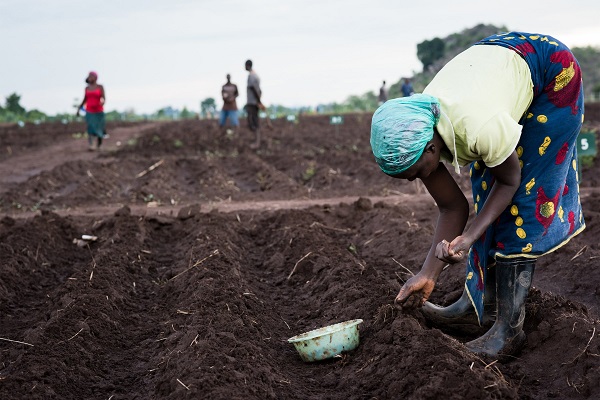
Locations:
578;132;597;156
577;132;597;181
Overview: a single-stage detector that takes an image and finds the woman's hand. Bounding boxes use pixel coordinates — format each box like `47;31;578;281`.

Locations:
435;236;472;263
395;272;436;309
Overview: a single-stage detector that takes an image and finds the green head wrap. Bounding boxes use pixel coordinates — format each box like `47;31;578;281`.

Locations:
370;94;441;175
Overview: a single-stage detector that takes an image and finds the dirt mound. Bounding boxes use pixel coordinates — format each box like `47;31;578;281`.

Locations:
0;116;466;213
0;113;599;399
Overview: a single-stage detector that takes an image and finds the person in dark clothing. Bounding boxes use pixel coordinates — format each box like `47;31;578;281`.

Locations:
401;78;414;97
378;80;388;104
245;59;264;149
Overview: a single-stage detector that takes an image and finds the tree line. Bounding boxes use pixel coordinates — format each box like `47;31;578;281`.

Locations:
3;24;599;124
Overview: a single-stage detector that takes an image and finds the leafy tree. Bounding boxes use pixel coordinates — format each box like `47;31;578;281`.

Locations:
393;24;509;94
25;109;46;122
344;92;378;112
200;98;216;118
180;107;194;119
200;98;215;112
154;106;178;120
105;110;123;121
5;92;26;114
417;37;445;72
572;46;600;101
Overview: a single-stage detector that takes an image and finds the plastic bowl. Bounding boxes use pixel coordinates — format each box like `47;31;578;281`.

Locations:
287;319;364;362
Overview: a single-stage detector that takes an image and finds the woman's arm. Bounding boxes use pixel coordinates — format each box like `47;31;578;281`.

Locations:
76;91;87;116
99;85;106;105
439;150;521;261
396;162;469;307
419;162;470;279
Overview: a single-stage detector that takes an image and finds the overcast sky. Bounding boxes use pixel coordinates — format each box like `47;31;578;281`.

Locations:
2;0;600;115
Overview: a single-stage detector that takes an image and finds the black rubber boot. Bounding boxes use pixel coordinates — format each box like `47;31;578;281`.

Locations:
420;264;496;335
465;258;535;360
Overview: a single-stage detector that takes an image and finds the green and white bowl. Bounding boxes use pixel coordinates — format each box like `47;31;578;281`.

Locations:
288;319;364;362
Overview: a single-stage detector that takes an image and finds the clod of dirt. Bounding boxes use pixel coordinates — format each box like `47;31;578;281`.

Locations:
177;204;202;220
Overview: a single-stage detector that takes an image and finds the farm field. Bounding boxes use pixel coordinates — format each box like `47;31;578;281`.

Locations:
0;110;599;399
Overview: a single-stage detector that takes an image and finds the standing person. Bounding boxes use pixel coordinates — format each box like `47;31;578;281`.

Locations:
370;32;584;359
401;78;414;97
378;80;388;105
245;59;263;149
220;73;239;133
76;71;106;151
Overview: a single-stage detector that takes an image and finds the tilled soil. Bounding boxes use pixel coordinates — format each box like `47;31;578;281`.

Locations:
0;111;599;400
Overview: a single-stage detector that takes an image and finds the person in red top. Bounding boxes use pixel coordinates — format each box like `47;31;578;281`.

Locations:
76;71;106;151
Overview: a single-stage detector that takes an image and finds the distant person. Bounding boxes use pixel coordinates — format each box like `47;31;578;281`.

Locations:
372;32;584;359
220;73;239;133
401;78;414;97
76;71;106;151
378;80;388;104
245;59;264;149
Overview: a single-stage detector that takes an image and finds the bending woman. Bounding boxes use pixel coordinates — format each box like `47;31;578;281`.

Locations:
370;32;584;359
77;71;106;151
